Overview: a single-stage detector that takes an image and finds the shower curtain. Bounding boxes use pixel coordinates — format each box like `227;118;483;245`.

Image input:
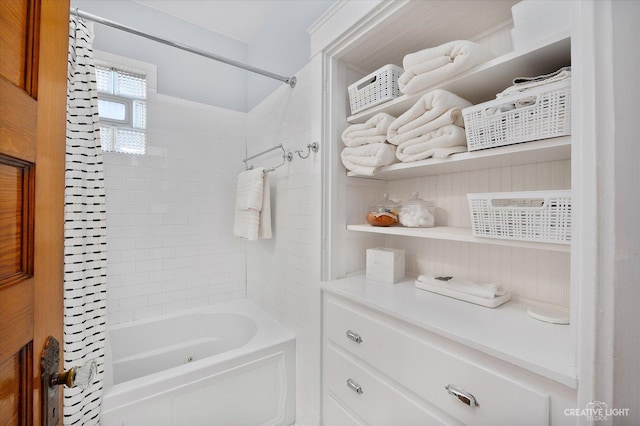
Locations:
64;15;107;425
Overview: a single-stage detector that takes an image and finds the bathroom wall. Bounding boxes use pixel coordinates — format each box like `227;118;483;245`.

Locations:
246;0;334;110
245;59;323;425
100;52;248;324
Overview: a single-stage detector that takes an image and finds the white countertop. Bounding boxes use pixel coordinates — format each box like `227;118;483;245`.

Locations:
322;275;577;389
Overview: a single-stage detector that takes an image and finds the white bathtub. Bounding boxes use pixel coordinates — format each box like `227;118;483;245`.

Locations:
100;299;295;426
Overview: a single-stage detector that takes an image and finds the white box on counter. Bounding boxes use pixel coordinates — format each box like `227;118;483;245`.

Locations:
366;247;405;284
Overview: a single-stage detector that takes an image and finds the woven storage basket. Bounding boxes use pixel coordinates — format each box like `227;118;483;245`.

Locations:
462;79;571;151
348;64;403;115
467;190;571;244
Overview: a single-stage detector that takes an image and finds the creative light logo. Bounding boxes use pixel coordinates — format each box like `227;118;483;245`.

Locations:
565;401;630;421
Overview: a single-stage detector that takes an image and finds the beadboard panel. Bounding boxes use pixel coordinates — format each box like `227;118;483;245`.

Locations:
345;158;571;307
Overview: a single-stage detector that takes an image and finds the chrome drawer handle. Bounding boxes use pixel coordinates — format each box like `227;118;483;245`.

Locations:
347;378;363;394
346;330;363;344
445;384;477;407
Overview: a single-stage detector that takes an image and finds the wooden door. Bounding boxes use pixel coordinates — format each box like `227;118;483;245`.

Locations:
1;0;70;424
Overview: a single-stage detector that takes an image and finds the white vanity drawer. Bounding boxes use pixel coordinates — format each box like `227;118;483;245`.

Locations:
324;394;363;426
325;345;453;426
325;296;550;425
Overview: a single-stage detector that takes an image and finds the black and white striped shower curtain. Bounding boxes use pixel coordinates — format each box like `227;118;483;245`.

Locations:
64;16;107;425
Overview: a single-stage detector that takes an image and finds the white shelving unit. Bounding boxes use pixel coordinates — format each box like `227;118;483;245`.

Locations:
319;2;584;421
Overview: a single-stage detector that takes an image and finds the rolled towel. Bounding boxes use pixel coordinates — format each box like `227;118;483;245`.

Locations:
416;274;506;299
399;40;494;95
341;143;397;176
395;125;467;163
341;113;396;147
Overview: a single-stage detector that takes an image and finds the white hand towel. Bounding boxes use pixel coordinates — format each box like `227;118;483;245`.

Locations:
341;143;397;176
416;274;506;299
233;168;271;241
398;40;494;95
341;113;396;147
234;168;264;211
395;125;467;163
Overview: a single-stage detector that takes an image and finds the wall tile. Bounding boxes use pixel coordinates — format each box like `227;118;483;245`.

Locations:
104;92;247;324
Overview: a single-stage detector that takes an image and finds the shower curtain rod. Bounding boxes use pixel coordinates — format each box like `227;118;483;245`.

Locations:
70;8;297;88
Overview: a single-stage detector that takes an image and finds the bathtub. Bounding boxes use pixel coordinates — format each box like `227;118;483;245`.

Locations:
100;299;295;426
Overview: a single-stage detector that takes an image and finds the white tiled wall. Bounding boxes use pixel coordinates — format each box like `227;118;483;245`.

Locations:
104;89;248;324
245;60;323;425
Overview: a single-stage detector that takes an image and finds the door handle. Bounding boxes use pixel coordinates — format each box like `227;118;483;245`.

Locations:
50;359;97;389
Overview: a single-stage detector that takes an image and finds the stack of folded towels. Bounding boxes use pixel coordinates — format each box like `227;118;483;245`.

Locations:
398;40;494;96
387;89;472;162
340;112;397;176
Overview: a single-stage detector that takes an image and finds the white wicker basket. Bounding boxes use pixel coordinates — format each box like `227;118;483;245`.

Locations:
348;64;403;115
462;79;571;151
467;190;571;244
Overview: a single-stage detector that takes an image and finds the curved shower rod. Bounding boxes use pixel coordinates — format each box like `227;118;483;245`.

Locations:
70;8;297;88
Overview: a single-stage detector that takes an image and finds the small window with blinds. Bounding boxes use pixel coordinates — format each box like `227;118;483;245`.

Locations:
96;65;147;155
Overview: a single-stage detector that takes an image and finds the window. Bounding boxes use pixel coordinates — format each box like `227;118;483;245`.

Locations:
96;65;147;154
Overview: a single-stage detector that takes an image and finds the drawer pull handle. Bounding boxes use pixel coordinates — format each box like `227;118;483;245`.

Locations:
346;330;363;343
347;378;363;394
445;384;477;407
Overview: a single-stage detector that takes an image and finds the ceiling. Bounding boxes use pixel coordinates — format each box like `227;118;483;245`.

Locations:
134;0;281;44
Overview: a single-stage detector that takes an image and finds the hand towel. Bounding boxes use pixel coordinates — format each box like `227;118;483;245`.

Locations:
394;125;467;163
234;168;264;211
233;168;271;241
416;274;506;299
341;113;396;147
398;40;494;95
340;143;397;176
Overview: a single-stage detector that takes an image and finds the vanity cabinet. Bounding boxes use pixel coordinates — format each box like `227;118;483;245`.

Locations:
322;279;576;425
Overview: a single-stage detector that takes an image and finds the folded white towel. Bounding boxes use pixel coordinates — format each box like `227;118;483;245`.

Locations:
341;143;397;176
234;168;264;211
388;90;471;144
341;113;396;147
416;274;506;299
497;67;571;98
395;125;467;163
399;40;494;95
233;168;271;241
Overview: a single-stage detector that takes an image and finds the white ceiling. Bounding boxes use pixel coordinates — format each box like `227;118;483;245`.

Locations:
134;0;281;44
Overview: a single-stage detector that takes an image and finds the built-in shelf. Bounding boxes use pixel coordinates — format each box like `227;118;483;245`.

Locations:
347;136;571;180
347;32;571;124
346;224;571;252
